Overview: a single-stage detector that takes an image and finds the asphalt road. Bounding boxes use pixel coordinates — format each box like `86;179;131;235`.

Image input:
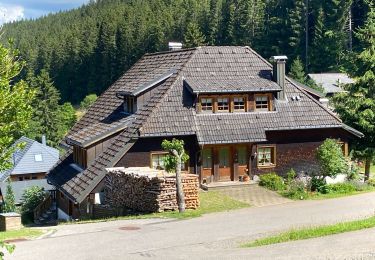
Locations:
9;192;375;260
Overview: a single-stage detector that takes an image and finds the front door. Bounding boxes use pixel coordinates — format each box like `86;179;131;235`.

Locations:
218;147;231;181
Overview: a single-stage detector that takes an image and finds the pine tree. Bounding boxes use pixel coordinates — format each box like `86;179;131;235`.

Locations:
332;0;375;180
289;57;306;83
27;70;61;147
184;22;206;48
3;179;16;213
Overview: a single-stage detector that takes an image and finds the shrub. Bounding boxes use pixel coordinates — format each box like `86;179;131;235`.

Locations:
259;173;285;191
282;180;308;200
310;176;328;194
21;186;46;222
316;139;347;178
326;183;356;194
286;169;296;185
80;94;97;110
367;179;375;187
349;181;372;191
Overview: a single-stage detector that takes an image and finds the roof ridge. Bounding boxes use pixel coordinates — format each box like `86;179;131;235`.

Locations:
144;47;197;56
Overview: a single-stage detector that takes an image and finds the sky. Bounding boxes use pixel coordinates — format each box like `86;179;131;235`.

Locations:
0;0;90;24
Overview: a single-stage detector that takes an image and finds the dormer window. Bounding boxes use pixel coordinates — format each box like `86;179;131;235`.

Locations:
124;96;137;114
217;97;229;112
201;98;213;112
233;97;246;112
255;95;269;111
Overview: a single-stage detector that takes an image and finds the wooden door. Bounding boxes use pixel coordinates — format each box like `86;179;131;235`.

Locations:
237;146;248;176
218;147;231;181
202;148;213;180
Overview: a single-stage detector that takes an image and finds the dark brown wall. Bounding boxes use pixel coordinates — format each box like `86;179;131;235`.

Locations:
115;136;199;172
251;142;321;176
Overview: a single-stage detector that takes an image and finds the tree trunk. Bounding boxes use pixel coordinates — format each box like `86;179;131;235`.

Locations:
364;158;371;181
175;154;186;213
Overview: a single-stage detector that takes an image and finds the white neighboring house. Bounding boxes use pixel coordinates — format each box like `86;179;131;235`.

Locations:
0;136;58;205
308;73;354;97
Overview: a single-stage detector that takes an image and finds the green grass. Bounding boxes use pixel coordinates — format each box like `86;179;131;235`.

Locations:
242;215;375;248
307;187;375;200
63;191;249;225
0;228;44;241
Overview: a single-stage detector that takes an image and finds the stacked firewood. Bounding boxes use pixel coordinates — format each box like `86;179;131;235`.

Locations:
104;167;199;213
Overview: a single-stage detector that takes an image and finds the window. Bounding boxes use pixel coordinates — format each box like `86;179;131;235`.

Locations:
233;97;246;111
34;154;43;162
32;176;37;180
151;152;187;170
151;153;168;170
18;177;24;181
202;148;212;168
201;98;213;112
255;95;269;111
257;146;276;167
237;147;247;165
124;96;137;114
217;97;229;112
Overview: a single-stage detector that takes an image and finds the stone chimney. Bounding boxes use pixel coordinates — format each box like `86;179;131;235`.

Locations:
42;135;47;146
168;42;182;51
271;56;288;100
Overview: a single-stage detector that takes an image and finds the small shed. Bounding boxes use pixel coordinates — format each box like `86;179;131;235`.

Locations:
0;212;22;231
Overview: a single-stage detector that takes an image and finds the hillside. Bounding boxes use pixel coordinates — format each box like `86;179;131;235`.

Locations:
1;0;368;104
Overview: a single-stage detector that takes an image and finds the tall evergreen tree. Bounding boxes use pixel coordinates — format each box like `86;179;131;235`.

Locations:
332;1;375;180
3;179;16;213
27;70;62;147
184;22;206;48
289;57;306;83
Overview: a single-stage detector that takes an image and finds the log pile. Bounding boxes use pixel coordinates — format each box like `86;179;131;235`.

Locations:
104;167;199;213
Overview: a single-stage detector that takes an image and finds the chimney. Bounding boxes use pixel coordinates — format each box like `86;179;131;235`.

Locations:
42;135;47;146
168;42;182;51
271;56;288;100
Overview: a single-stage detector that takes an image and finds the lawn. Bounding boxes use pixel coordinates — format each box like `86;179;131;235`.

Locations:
65;191;249;224
242;215;375;248
0;228;44;242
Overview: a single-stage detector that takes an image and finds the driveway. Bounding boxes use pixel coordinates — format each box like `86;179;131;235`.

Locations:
9;192;375;260
218;184;292;207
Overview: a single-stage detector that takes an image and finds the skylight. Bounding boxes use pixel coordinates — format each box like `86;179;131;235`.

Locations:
34;154;43;162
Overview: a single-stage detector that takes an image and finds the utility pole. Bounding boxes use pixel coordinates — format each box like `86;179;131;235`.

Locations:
305;0;309;73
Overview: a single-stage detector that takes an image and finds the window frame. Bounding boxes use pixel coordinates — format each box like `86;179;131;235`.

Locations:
257;145;276;168
233;96;247;112
217;97;230;113
255;94;270;111
150;152;188;171
200;97;214;113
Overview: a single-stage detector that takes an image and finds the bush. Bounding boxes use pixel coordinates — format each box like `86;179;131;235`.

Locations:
326;183;356;194
367;179;375;187
316;139;347;178
282;180;308;200
286;169;296;185
349;181;372;192
80;94;97;110
310;176;328;194
21;186;47;222
259;173;285;191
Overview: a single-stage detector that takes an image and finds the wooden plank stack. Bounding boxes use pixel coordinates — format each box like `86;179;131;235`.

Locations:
104;167;199;213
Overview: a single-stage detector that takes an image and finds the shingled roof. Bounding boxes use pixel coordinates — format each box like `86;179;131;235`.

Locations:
48;46;361;203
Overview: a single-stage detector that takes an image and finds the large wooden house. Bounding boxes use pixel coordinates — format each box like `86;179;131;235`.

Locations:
48;46;362;220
